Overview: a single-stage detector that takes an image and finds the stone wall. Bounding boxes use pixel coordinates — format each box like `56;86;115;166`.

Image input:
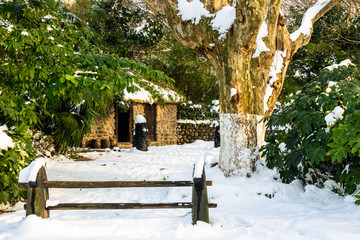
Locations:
177;122;216;145
82;105;116;147
132;104;145;121
156;104;178;145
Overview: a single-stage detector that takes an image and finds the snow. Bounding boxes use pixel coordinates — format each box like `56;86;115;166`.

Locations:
177;1;236;39
0;125;14;151
252;20;270;58
324;106;345;127
326;81;338;93
193;157;205;178
219;114;263;176
279;142;287;153
1;141;360;239
123;80;183;103
18;157;46;183
210;6;236;39
177;0;212;24
264;50;287;112
230;88;237;97
134;20;148;35
74;71;97;75
211;100;219;113
325;59;355;71
177;119;219;127
46;200;59;208
264;84;274;113
290;0;331;41
135;115;147;124
43;14;53;19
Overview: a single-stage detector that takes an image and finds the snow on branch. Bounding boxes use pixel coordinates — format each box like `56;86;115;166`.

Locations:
210;6;236;39
325;59;355;71
264;49;287;113
290;0;332;41
177;0;212;24
252;20;271;58
177;0;236;39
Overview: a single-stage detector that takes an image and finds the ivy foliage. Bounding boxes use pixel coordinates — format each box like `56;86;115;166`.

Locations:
262;65;360;196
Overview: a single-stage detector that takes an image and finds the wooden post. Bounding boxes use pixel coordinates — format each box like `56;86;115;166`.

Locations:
192;167;209;224
39;166;50;218
26;167;49;218
25;187;36;216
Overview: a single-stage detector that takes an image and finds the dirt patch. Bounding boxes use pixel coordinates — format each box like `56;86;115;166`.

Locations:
0;210;15;215
74;156;93;161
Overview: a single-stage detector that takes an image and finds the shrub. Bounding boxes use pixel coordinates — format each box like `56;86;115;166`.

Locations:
177;100;219;121
262;63;360;197
0;125;35;204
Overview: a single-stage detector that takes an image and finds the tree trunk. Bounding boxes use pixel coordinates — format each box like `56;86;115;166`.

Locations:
208;49;269;176
219;113;265;176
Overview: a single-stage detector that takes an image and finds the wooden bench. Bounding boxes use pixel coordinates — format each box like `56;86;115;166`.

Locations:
18;164;217;224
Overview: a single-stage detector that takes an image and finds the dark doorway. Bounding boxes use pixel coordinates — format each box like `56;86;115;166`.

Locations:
144;104;156;141
116;109;131;142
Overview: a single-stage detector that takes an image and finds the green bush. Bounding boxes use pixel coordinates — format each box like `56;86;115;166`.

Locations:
0;125;35;204
262;64;360;197
177;101;219;121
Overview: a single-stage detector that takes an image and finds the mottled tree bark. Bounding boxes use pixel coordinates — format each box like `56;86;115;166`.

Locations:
159;0;341;175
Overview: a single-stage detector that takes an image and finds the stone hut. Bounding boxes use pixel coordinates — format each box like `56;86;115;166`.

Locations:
82;81;182;148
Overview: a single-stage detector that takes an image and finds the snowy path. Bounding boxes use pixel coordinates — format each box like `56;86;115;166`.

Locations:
0;141;359;240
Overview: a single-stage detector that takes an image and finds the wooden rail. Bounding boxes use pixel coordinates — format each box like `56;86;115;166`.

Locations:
19;180;213;189
19;165;216;224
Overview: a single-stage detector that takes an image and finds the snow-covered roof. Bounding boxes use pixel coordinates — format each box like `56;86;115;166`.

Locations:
123;80;184;103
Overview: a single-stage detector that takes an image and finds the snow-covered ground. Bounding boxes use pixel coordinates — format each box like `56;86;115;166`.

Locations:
1;141;359;240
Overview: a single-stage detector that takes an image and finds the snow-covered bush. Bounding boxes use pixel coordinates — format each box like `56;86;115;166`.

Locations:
177;100;219;121
0;125;35;204
262;63;360;197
